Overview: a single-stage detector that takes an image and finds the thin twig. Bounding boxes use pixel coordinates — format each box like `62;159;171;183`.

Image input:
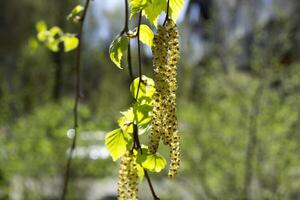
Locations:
135;11;143;100
60;1;91;199
127;42;134;82
163;0;171;25
124;0;134;81
122;8;160;200
144;170;160;200
132;11;160;200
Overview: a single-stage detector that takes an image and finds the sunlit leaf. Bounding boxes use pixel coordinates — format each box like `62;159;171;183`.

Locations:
130;0;150;18
133;103;152;127
46;38;59;52
134;24;154;47
105;128;133;161
136;163;145;181
169;0;185;21
49;26;63;38
143;0;166;26
118;109;134;134
37;31;47;42
130;75;155;100
137;147;167;172
143;0;184;25
67;5;84;23
36;21;48;42
62;36;79;52
36;20;47;32
109;36;129;69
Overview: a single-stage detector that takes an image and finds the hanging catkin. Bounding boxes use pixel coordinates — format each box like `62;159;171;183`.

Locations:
148;24;169;154
117;152;138;200
149;19;181;177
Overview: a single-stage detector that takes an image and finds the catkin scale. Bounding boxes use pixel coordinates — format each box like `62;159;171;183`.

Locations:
149;19;181;177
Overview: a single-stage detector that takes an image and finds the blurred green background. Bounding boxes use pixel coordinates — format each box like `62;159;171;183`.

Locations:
1;0;300;199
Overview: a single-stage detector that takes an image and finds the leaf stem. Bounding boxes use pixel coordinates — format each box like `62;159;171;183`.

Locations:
60;0;91;199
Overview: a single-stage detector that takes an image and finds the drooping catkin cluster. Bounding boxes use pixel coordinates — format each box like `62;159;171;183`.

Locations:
118;152;138;200
149;19;181;177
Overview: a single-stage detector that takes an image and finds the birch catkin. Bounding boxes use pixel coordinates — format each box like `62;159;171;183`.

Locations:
149;19;181;177
117;152;138;200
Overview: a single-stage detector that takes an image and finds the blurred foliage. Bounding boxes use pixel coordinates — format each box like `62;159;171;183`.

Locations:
1;0;300;199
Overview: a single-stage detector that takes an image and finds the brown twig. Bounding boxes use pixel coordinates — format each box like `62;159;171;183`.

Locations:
124;0;134;81
135;11;143;100
60;1;91;199
123;6;160;199
163;0;171;25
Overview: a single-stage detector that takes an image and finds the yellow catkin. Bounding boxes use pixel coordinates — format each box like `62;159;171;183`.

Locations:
117;152;139;200
118;153;130;200
168;131;180;177
128;155;138;200
150;19;181;177
148;25;169;154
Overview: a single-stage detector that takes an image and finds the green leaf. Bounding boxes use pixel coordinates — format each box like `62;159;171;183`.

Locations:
118;105;152;131
136;163;145;181
109;36;129;69
137;148;167;172
134;24;154;47
46;39;60;52
130;0;150;18
49;26;63;38
130;75;155;100
36;20;47;32
105;129;133;161
37;31;47;42
169;0;185;21
62;36;79;52
67;5;84;23
118;109;134;134
36;21;48;42
143;0;166;26
143;0;184;24
133;103;152;127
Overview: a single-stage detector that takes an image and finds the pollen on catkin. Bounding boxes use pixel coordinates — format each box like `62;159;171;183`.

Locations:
117;152;139;200
148;25;169;154
149;19;181;177
128;155;138;200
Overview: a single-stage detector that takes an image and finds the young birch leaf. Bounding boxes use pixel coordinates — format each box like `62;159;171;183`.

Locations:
105;128;133;161
136;163;145;181
49;26;63;38
36;21;48;42
137;148;167;172
109;36;129;69
62;36;79;52
118;109;134;134
67;5;84;22
169;0;185;21
133;103;152;127
143;0;166;26
46;39;61;52
130;0;150;18
134;24;154;47
130;75;155;100
36;20;47;32
46;40;60;52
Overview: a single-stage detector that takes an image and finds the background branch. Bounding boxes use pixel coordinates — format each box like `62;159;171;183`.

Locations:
60;0;91;199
